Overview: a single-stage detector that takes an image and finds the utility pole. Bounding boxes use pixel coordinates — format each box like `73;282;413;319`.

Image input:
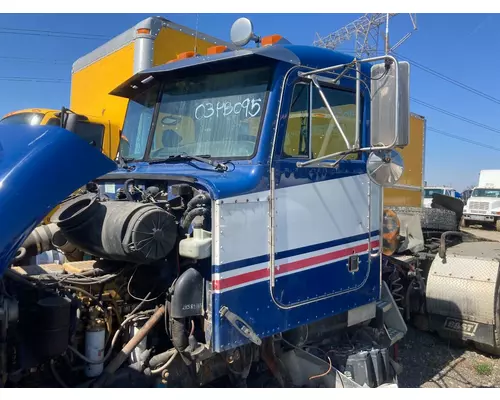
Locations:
384;13;390;55
314;13;417;58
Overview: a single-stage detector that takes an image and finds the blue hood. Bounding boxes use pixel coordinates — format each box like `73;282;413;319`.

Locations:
0;125;117;276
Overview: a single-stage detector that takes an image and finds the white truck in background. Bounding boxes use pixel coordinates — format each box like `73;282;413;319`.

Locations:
423;186;457;208
462;169;500;230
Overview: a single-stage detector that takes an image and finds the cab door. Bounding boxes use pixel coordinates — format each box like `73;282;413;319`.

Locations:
269;67;381;308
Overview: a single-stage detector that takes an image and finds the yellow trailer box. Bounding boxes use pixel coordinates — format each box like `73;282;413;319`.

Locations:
70;17;235;138
383;113;426;208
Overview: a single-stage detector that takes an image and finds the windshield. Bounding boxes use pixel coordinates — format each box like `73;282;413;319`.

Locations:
147;66;272;160
424;188;444;198
120;84;160;160
0;112;44;126
472;188;500;198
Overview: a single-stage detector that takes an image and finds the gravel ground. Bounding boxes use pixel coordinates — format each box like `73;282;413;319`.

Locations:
463;225;500;242
398;326;500;388
397;225;500;388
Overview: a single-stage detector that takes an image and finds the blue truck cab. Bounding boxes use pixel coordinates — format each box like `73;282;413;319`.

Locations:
0;18;411;388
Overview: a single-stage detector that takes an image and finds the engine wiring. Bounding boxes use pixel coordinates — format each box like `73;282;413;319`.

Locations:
150;350;178;375
126;265;165;303
279;334;345;387
308;356;332;381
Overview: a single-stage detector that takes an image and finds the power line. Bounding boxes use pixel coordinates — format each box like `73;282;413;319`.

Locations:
412;97;500;136
428;127;500;152
0;27;110;40
0;76;69;83
0;55;71;64
394;51;500;106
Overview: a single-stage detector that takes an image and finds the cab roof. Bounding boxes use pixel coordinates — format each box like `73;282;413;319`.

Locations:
110;44;368;99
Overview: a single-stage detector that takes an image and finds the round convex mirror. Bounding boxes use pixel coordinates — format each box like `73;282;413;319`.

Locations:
367;149;404;187
230;17;256;47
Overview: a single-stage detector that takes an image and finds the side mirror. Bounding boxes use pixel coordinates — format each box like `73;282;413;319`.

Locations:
367;149;404;187
65;113;79;134
370;60;410;148
230;17;259;47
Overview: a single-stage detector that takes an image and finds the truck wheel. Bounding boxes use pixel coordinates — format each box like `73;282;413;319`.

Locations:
496;220;500;232
460;217;469;228
391;207;458;232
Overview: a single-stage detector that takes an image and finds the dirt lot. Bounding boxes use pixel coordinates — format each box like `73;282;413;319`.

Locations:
398;326;500;388
462;225;500;242
397;225;500;388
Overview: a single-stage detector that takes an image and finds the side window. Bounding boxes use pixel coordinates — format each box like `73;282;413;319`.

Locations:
311;86;358;160
283;83;310;158
282;82;359;160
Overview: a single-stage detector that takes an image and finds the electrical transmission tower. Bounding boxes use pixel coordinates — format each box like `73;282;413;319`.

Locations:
313;13;417;58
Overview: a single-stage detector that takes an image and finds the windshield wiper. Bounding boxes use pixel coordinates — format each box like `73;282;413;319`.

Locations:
148;154;228;172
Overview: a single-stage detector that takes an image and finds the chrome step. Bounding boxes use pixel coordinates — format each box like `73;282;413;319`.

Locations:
376;300;392;313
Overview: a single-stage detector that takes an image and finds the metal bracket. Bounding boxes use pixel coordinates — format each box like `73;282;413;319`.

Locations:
219;306;262;346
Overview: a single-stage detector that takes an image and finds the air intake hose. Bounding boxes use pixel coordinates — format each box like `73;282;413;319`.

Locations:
15;223;82;262
17;224;59;259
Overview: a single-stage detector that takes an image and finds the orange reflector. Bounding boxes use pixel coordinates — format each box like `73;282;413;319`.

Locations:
136;28;151;35
261;34;283;46
207;45;228;55
382;209;400;256
177;51;196;60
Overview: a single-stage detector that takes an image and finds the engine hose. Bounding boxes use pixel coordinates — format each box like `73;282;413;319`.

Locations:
18;223;60;259
150;350;178;374
180;207;211;232
123;179;134;202
148;348;177;368
15;223;82;263
13;247;26;261
185;192;210;212
171;317;189;351
51;230;83;262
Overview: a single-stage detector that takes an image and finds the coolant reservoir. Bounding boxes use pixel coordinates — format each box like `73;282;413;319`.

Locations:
179;228;212;260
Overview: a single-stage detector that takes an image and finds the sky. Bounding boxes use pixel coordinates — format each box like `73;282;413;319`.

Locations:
0;13;499;191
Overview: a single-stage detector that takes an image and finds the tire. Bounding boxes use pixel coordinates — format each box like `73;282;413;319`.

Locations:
391;206;458;232
460;217;470;228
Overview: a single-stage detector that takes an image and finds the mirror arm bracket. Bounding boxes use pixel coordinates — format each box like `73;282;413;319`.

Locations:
296;150;354;168
310;76;351;150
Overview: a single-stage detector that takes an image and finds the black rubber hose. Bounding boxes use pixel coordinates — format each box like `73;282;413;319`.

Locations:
124;179;134;202
185;192;210;214
171;317;188;351
181;207;211;232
